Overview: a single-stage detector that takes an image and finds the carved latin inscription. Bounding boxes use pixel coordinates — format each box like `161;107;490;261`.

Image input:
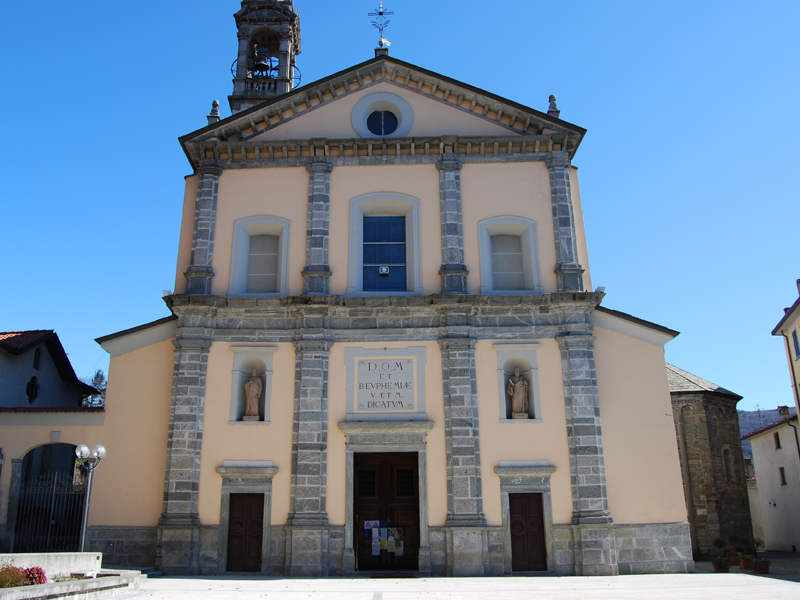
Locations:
356;358;416;411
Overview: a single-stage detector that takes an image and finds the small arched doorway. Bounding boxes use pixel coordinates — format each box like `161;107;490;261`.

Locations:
13;443;87;552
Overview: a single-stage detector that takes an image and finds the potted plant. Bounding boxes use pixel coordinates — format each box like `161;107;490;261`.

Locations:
739;554;755;570
727;536;740;566
712;556;730;573
752;558;771;575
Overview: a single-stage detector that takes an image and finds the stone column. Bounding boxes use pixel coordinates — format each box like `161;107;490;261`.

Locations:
184;164;222;295
277;33;292;95
437;156;469;294
557;333;617;575
158;337;212;575
439;338;487;576
302;159;333;295
547;153;585;292
286;339;331;576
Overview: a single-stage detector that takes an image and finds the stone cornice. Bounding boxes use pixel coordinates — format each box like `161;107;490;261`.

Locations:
180;56;585;170
184;134;579;171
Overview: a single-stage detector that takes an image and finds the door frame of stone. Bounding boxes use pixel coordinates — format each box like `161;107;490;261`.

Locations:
338;421;434;574
215;463;278;574
493;464;557;575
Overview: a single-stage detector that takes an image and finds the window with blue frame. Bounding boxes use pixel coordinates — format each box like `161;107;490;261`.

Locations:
793;330;800;359
363;216;406;291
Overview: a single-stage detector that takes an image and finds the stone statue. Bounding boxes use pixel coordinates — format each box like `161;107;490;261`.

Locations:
243;369;262;421
507;367;529;419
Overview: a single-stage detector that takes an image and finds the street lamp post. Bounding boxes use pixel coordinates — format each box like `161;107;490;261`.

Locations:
75;444;107;553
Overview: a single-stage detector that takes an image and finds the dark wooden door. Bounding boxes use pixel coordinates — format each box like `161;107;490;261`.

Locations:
509;493;547;571
354;453;419;571
227;493;264;572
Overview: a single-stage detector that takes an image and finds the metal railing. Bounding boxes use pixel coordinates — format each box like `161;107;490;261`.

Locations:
14;472;86;553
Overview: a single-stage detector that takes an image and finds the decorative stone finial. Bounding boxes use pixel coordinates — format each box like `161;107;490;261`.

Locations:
207;100;221;125
547;95;560;118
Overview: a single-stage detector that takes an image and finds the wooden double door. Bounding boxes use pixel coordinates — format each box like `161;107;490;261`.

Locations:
354;452;419;571
509;493;547;572
227;493;264;572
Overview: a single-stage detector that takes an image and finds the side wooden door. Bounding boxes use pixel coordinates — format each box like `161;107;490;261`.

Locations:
509;493;547;571
227;493;264;572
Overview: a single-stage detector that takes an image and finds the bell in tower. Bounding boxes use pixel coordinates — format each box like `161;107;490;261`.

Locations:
229;0;302;114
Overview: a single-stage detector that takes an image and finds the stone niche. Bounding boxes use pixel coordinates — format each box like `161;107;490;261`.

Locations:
493;343;541;422
229;345;277;424
344;347;427;422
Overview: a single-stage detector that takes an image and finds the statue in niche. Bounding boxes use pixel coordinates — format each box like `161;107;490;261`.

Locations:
507;367;529;419
243;368;262;421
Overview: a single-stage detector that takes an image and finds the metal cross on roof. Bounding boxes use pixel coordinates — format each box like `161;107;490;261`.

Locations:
369;1;394;47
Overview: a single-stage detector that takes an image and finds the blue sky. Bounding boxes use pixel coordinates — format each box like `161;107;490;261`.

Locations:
1;1;798;411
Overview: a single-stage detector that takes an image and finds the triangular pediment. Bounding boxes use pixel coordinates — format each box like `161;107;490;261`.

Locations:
180;56;585;166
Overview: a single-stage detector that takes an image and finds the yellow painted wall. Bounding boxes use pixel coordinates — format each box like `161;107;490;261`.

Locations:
325;341;448;527
251;83;515;142
174;176;197;294
475;339;573;526
209;168;309;297
593;325;688;524
461;162;561;294
0;338;174;529
197;343;296;526
569;167;592;292
327;165;441;296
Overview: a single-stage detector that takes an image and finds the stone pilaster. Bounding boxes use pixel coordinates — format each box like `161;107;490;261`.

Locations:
557;332;617;575
286;339;331;576
277;33;292;95
437;156;469;294
184;164;222;295
301;159;333;295
547;153;584;292
158;337;211;575
439;338;487;576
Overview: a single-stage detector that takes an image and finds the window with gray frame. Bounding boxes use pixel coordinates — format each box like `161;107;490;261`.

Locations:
247;234;279;293
490;234;526;291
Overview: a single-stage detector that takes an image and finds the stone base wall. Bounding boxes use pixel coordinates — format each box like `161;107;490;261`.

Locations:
615;523;693;574
88;526;158;568
429;526;504;576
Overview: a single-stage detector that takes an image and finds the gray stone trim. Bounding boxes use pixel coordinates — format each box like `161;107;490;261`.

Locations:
557;333;612;527
215;465;279;574
546;153;584;292
338;421;434;574
615;522;693;574
493;465;557;574
303;159;333;295
87;526;158;567
184;165;222;295
439;338;485;528
3;459;22;552
437;155;468;294
287;339;331;527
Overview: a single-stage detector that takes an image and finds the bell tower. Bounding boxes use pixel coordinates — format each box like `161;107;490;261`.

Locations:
229;0;301;114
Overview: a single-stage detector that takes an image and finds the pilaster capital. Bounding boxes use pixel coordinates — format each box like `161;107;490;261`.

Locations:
437;155;463;172
197;162;223;177
545;152;571;170
306;158;333;174
555;333;596;350
172;338;213;353
438;337;477;350
293;339;333;354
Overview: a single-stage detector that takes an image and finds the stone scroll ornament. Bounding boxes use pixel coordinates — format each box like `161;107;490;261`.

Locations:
507;367;529;419
243;369;262;421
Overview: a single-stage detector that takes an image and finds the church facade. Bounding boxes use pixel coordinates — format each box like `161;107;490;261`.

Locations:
0;0;694;577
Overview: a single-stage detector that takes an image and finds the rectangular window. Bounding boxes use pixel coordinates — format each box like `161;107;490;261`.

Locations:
775;431;782;449
793;330;800;359
363;216;406;292
779;466;787;486
491;234;526;290
247;234;279;293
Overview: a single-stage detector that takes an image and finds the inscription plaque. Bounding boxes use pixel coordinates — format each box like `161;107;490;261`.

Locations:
356;358;416;411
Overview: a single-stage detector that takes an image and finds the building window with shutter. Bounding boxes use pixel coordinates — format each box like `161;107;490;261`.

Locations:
363;216;407;292
478;216;542;295
247;234;280;293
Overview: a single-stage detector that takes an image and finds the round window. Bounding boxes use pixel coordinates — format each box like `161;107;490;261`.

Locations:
367;111;398;136
26;376;39;404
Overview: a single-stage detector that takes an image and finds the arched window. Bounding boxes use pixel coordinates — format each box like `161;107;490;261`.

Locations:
478;216;542;295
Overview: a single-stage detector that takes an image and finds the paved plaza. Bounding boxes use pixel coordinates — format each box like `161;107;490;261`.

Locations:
128;572;798;600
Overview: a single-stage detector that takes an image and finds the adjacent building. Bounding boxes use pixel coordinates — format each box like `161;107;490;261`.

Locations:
667;364;752;556
1;1;695;577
